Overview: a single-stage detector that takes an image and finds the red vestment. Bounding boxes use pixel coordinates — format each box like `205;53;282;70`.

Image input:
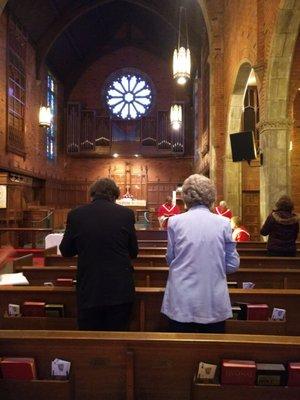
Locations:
215;206;232;219
157;203;181;228
232;226;250;242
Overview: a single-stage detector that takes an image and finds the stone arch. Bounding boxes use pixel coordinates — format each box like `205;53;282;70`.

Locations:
259;0;300;221
224;61;253;215
0;1;8;16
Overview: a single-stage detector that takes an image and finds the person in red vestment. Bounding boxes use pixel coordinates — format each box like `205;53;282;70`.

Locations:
230;216;250;242
157;196;181;229
215;200;232;219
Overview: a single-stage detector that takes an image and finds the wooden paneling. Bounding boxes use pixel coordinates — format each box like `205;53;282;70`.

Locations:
242;190;260;240
1;331;300;400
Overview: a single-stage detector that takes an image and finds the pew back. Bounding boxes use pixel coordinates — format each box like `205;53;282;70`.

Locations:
0;286;297;335
1;331;300;400
13;265;300;290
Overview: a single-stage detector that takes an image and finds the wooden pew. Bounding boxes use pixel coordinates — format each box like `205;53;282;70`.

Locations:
0;227;53;248
19;250;300;269
13;265;300;290
138;239;167;247
237;241;300;249
237;248;300;257
1;330;300;400
133;255;300;269
138;246;300;257
138;247;166;255
136;229;167;240
0;286;297;335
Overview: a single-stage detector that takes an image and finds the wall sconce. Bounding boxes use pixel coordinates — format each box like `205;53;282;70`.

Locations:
39;106;52;127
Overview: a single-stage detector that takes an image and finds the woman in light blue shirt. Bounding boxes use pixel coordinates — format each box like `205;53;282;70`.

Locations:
161;174;240;333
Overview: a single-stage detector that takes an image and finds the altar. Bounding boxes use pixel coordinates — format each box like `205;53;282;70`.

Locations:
116;199;148;226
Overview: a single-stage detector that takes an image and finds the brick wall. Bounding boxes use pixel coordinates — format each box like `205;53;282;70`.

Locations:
69;45;188;114
0;12;66;181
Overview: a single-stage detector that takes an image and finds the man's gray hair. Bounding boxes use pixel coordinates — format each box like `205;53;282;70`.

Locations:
182;174;216;209
89;178;120;202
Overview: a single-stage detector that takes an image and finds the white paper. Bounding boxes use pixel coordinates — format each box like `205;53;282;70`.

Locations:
51;358;71;378
0;272;29;286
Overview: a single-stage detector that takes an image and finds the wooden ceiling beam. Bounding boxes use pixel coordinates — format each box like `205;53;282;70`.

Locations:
35;0;177;79
64;37;169;99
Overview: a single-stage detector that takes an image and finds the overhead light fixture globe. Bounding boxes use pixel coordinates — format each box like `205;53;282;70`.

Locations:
173;7;191;86
173;47;191;85
170;104;182;130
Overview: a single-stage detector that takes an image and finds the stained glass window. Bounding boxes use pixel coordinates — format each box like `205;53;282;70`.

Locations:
46;73;57;160
104;69;154;120
7;17;26;156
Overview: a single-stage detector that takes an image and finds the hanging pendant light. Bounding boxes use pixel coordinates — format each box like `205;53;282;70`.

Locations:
173;7;191;85
170;104;182;130
39;106;52;127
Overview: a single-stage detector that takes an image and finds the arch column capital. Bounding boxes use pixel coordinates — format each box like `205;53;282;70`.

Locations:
257;118;294;134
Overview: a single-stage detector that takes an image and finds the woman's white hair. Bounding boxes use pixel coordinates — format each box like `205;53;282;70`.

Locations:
182;174;216;209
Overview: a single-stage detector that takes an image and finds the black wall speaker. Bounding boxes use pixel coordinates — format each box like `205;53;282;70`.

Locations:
229;131;257;162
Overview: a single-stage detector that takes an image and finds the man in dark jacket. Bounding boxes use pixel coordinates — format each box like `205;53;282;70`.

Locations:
260;195;299;256
60;178;138;330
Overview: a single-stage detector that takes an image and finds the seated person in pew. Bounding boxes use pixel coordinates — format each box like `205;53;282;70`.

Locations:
230;216;250;242
260;195;299;257
161;174;240;333
60;178;138;331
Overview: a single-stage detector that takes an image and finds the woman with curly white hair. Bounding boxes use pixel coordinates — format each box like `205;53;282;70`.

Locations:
161;174;240;333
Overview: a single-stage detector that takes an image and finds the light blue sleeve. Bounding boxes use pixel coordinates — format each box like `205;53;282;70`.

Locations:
224;222;240;274
166;220;175;266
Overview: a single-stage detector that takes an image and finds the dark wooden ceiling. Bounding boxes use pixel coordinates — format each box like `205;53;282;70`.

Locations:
6;0;206;94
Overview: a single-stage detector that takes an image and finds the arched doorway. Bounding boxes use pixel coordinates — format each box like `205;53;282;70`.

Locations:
224;61;252;216
260;0;300;221
224;62;261;239
0;1;8;15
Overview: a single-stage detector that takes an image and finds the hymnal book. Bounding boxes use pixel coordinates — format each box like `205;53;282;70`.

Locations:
227;281;238;288
256;363;286;386
51;358;71;380
55;278;74;286
246;304;269;320
232;302;249;320
44;282;54;287
8;304;20;317
45;304;65;317
287;362;300;386
196;362;217;383
0;357;36;380
22;301;45;317
271;308;286;321
221;359;256;385
231;306;241;320
242;282;255;289
0;273;29;286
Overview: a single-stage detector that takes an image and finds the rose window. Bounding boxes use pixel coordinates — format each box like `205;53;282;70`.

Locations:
104;69;154;120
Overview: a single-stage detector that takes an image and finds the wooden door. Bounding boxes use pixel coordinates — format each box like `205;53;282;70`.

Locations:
242;191;261;241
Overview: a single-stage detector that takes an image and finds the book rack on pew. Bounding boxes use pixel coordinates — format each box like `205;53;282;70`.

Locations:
190;380;300;400
0;378;73;400
0;286;298;334
1;331;300;400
